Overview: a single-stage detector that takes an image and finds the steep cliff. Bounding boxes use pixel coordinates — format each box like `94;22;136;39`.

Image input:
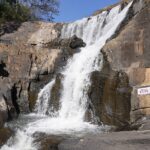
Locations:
0;21;85;129
100;0;150;129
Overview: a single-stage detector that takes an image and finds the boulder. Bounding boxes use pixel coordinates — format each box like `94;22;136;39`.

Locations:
33;133;64;150
69;35;86;49
0;128;13;147
47;35;86;50
89;67;131;128
39;135;63;150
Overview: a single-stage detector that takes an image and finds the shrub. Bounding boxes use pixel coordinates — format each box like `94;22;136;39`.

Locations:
0;1;30;24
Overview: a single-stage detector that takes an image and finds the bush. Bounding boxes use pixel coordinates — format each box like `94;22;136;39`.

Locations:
0;2;31;24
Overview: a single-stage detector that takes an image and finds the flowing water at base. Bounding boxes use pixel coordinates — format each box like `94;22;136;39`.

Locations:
1;2;132;150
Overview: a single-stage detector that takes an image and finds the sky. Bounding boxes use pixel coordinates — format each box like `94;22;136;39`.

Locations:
54;0;120;22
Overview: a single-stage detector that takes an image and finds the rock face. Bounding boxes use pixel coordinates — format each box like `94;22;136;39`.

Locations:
99;0;150;127
0;79;17;127
130;69;150;121
0;21;85;128
0;22;61;116
89;69;131;128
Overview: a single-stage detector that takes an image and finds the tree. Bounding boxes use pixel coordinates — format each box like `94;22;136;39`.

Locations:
0;0;59;22
0;0;30;23
19;0;59;21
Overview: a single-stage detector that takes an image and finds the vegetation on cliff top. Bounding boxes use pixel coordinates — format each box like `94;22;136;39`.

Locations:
0;1;30;23
0;0;59;24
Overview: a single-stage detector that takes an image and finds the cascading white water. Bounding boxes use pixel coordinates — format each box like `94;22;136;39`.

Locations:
34;79;55;115
58;5;122;122
1;2;132;150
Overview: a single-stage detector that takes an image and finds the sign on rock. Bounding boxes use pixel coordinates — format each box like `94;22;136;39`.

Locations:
138;87;150;95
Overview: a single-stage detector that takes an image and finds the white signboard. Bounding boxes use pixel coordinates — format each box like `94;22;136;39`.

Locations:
137;87;150;95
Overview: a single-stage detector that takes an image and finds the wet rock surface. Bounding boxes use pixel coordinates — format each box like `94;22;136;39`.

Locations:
32;129;150;150
50;74;63;114
0;128;13;147
0;21;84;127
58;130;150;150
100;0;150;128
34;133;65;150
89;68;131;128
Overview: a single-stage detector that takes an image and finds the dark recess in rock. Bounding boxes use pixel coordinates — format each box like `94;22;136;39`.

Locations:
0;61;9;77
0;22;21;36
2;95;14;121
33;133;65;150
11;84;20;115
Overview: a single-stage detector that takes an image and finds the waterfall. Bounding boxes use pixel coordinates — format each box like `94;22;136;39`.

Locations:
1;2;132;150
58;4;127;122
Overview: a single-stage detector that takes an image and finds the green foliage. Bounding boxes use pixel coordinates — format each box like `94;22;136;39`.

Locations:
0;0;59;23
0;1;30;24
